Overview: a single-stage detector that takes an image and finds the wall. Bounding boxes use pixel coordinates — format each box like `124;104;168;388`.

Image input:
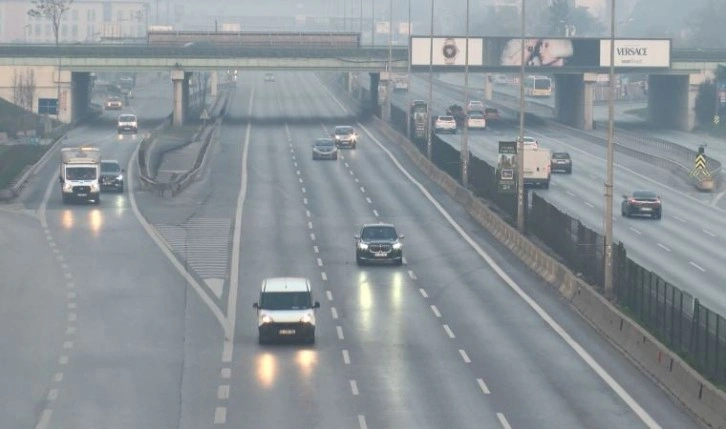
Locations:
0;65;72;124
648;74;690;130
554;73;585;128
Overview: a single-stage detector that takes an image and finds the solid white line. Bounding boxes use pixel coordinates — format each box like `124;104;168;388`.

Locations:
373;209;379;217
337;326;344;340
358;415;368;429
220;368;231;379
317;258;323;267
350;380;359;395
331;307;339;319
419;288;429;298
408;270;417;280
443;324;456;338
347;119;662;429
497;413;512;429
313;245;319;253
431;305;441;318
477;378;491;394
657;243;671;252
34;409;52;429
689;261;706;272
217;385;230;400
214;407;226;424
321;272;328;281
629;227;642;235
703;229;717;237
584;202;595;208
342;349;351;364
459;349;471;363
326;290;333;301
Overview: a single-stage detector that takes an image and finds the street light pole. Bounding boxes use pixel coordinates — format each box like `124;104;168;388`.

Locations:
426;0;434;160
360;0;363;36
406;0;412;139
371;0;375;46
603;0;616;299
516;0;526;232
386;0;393;121
461;0;470;186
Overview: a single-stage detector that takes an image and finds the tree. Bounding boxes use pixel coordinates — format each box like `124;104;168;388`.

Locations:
473;5;521;37
694;66;726;127
27;0;73;45
682;0;726;49
535;0;605;37
622;0;708;39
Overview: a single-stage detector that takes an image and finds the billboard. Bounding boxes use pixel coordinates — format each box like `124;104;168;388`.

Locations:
599;39;670;68
411;37;484;66
376;21;390;34
398;22;412;35
483;38;600;67
497;141;517;194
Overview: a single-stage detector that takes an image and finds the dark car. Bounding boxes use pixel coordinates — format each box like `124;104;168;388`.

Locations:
333;125;357;149
100;160;124;192
355;223;404;266
621;190;662;219
551;151;572;174
312;138;338;160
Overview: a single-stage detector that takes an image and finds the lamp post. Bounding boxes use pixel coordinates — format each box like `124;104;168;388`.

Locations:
360;0;363;36
516;0;526;232
386;0;393;122
371;0;375;46
426;0;434;160
461;0;470;186
603;0;616;299
405;0;412;139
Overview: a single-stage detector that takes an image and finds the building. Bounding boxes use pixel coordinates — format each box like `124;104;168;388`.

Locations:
0;0;150;43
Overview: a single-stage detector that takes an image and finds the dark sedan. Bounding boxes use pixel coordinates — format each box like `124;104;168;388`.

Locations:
551;151;572;174
100;160;124;192
355;223;404;266
621;190;662;219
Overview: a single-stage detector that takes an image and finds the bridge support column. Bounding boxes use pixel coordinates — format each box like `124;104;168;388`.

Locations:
347;72;353;93
582;73;596;130
554;74;586;129
484;74;493;101
369;72;380;117
210;71;218;97
648;74;689;130
172;70;185;126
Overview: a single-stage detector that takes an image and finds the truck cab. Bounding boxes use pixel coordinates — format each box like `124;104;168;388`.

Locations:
59;147;102;204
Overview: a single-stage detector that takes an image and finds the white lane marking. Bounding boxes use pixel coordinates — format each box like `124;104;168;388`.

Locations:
56;255;64;262
431;305;441;318
443;324;456;338
303;197;308;205
331;307;339;319
306;209;311;217
67;303;76;309
497;413;512;429
337;326;344;340
62;341;73;349
477;378;491;394
584;202;595;208
214;407;226;424
566;190;575;196
66;292;76;299
703;229;717;237
217;385;230;400
65;326;76;335
34;409;52;429
48;241;56;248
366;197;372;204
313;245;319;253
407;270;417;280
317;258;323;267
296;170;301;176
344;116;662;428
360;186;366;193
220;368;231;379
222;341;233;364
373;209;379;217
419;288;429;298
293;162;298;168
673;215;686;223
459;349;471;363
310;233;316;241
350;380;359;395
628;227;642;235
350;170;355;176
344;162;350;168
58;355;68;365
308;221;314;229
689;261;706;272
326;290;333;301
67;313;76;322
63;272;71;279
66;282;74;289
354;177;359;182
299;177;303;184
402;256;407;264
321;272;328;281
657;243;671;252
342;349;351;364
301;187;306;194
358;415;368;429
53;372;63;383
47;388;59;401
713;190;726;207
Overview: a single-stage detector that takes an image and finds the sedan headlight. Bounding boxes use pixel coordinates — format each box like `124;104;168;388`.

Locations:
260;315;273;324
116;174;123;180
392;242;402;250
300;313;313;324
358;242;368;250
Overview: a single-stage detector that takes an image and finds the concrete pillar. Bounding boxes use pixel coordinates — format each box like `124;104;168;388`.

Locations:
210;71;218;97
70;72;91;122
554;74;585;129
183;72;192;120
370;72;380;117
484;74;493;101
171;69;184;126
648;74;689;130
57;70;73;124
347;72;353;93
582;73;597;130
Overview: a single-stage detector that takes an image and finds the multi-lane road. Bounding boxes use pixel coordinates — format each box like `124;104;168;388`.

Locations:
0;71;703;428
387;73;726;317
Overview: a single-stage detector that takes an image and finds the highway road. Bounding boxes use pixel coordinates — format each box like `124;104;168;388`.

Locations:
386;73;726;317
0;69;703;428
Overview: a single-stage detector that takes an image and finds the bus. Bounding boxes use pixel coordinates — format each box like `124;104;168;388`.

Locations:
524;75;552;97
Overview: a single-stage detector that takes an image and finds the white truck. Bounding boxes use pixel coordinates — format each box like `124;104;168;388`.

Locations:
59;147;102;204
523;146;551;188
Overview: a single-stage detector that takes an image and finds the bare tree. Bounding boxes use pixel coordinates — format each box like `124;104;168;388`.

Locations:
12;69;23;107
23;69;36;113
27;0;73;46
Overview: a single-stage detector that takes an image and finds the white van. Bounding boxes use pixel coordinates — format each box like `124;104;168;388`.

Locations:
523;146;551;188
253;277;320;344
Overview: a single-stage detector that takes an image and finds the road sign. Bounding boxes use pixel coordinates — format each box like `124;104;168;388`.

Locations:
695;154;707;170
714;115;720;125
200;109;210;121
691;154;711;179
497;141;517;193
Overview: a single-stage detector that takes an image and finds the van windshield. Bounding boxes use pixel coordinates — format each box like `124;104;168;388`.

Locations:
260;292;311;310
66;167;97;180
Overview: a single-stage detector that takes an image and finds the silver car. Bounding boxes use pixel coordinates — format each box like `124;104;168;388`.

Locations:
312;138;338;160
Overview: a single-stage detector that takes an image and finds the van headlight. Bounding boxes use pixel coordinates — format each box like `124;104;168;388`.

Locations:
300;314;313;324
358;242;368;250
393;242;402;250
116;174;123;180
63;183;73;192
260;315;272;324
90;183;99;192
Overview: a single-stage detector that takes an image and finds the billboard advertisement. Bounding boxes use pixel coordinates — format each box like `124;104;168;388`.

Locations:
483;38;600;67
376;21;390;34
497;141;517;194
599;39;670;68
410;37;484;66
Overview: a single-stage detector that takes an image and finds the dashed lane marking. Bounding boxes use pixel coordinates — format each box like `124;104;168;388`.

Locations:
628;227;642;235
689;261;706;272
431;305;441;318
336;326;344;340
214;407;226;424
703;229;717;237
419;288;428;298
497;413;512;429
217;385;230;400
342;349;351;364
459;349;471;363
349;380;359;395
657;243;671;252
373;209;379;217
408;270;417;280
326;290;333;300
358;415;368;429
477;378;491;394
331;307;338;319
321;272;328;281
443;324;456;338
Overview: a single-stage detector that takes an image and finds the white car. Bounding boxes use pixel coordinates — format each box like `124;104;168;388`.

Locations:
253;277;320;344
467;113;486;129
264;73;275;82
467;100;484;112
435;115;457;134
518;136;538;148
117;113;138;134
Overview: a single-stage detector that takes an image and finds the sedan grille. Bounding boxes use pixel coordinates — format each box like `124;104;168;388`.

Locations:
369;243;392;252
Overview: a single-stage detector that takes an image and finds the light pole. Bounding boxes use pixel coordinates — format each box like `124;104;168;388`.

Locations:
603;0;616;299
360;0;363;36
405;0;412;139
516;0;526;232
461;0;470;186
426;0;435;160
386;0;393;122
371;0;375;46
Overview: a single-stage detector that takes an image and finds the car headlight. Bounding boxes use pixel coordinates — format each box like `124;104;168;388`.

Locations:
116;174;123;180
300;314;313;324
63;183;73;192
392;242;402;250
358;242;368;250
261;315;272;324
90;183;99;192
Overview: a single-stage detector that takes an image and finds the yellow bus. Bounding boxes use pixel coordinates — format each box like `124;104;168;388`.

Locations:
524;75;552;97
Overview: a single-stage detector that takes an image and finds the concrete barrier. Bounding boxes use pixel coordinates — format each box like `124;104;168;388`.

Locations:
365;98;726;429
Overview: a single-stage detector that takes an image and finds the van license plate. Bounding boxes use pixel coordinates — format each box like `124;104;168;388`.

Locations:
279;329;295;335
77;193;87;197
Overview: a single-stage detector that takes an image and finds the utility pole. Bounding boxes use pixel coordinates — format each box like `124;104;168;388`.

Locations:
516;0;526;232
405;0;412;139
603;0;616;299
461;0;470;186
426;0;435;160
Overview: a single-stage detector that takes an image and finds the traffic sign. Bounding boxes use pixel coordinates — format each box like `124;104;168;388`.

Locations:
695;154;707;170
714;115;720;125
199;109;210;121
